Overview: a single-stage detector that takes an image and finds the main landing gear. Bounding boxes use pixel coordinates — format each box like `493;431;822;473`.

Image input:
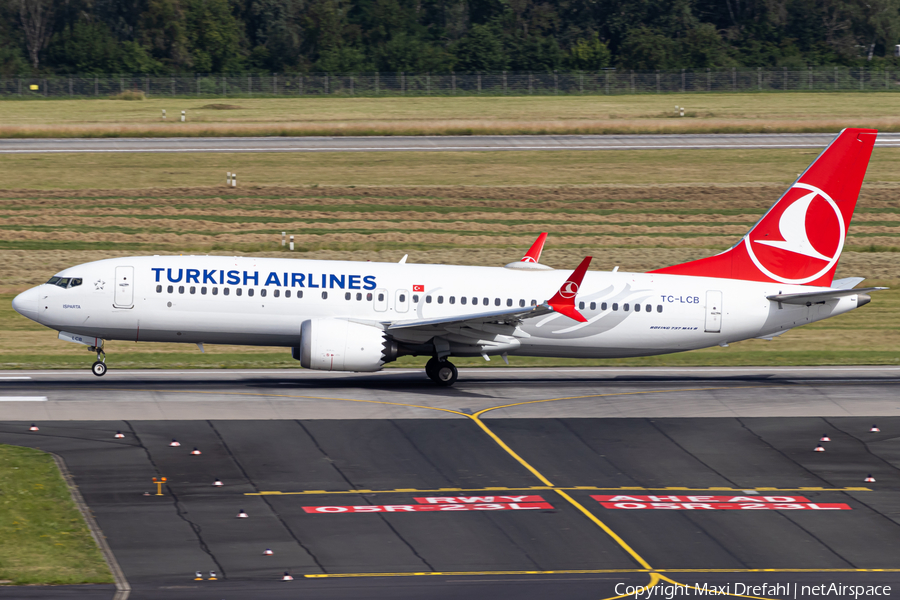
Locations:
425;357;458;387
89;345;107;377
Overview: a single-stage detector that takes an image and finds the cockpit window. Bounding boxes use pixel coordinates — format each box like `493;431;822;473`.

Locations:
47;276;61;285
68;278;82;288
56;278;70;288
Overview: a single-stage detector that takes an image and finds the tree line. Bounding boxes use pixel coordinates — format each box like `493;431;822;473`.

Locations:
3;0;900;76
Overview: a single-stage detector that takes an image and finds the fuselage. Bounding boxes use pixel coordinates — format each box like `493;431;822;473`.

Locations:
12;255;864;361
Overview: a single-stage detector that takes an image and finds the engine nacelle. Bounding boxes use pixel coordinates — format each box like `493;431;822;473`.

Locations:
297;318;397;372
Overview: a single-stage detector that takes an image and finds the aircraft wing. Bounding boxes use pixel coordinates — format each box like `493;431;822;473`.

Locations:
767;287;887;305
384;256;592;334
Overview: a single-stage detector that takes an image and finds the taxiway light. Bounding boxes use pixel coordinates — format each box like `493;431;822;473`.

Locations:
114;431;125;439
29;424;39;431
208;570;217;581
282;572;294;581
237;509;249;518
820;434;831;442
190;447;202;455
194;571;203;580
870;425;881;432
263;548;274;556
814;444;825;452
213;478;223;487
865;474;876;483
169;439;181;447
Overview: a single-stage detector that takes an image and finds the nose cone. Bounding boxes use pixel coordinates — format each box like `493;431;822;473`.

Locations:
12;287;39;321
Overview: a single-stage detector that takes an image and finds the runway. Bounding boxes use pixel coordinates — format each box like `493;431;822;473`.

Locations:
3;132;900;154
1;367;899;599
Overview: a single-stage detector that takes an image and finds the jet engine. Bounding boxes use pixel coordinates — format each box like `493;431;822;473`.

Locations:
295;318;397;372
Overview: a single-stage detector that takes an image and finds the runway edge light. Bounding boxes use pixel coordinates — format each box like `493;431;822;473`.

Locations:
213;478;223;487
237;509;249;518
264;548;274;556
190;447;202;455
814;444;825;452
870;425;881;432
820;434;831;442
865;474;876;482
282;572;294;581
169;439;181;447
115;431;125;439
29;423;39;431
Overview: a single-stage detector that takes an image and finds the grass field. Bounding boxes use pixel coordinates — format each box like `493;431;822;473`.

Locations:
2;93;900;137
5;147;900;191
0;445;113;585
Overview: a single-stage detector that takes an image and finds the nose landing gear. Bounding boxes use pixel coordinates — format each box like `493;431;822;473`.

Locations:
425;356;458;387
88;345;107;377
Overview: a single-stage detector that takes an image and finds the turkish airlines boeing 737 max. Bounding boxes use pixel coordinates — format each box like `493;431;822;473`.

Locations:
11;128;887;386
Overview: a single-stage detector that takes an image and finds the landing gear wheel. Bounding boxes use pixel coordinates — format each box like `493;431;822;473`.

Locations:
433;361;458;387
92;361;107;377
425;357;441;381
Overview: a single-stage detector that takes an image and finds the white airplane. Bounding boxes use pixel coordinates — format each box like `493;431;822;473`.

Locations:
11;128;886;386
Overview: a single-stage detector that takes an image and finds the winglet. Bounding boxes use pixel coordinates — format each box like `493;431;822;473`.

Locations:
521;233;548;263
548;256;592;322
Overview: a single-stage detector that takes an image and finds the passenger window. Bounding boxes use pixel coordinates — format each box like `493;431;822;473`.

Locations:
400;294;407;302
356;293;362;300
579;302;585;310
297;290;303;298
322;291;328;299
657;305;663;313
484;298;489;306
590;302;596;310
201;287;207;295
426;295;432;303
612;303;618;311
273;289;280;298
367;292;372;301
472;297;478;305
624;303;629;311
494;298;500;306
248;289;255;297
461;297;467;305
179;286;185;294
224;288;230;296
345;292;351;300
190;286;196;294
507;299;512;307
212;287;218;295
236;288;242;296
156;285;162;293
285;290;291;298
519;299;525;307
69;278;82;288
437;296;443;304
378;293;385;302
635;303;640;312
531;299;537;306
260;289;266;297
412;294;418;302
448;296;454;304
601;302;608;310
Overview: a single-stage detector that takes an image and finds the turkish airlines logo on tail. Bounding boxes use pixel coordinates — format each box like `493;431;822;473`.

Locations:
559;281;579;299
745;183;845;284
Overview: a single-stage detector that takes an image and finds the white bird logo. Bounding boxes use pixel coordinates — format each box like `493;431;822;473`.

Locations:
753;191;832;261
559;281;579;298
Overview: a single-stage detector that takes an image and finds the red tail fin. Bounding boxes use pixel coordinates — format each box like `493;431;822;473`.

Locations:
522;233;548;263
548;256;591;322
650;128;876;286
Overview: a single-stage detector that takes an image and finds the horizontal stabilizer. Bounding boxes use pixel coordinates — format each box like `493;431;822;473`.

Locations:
767;287;887;305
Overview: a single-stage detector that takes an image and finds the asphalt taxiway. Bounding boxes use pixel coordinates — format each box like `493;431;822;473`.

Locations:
2;132;900;154
1;367;898;599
